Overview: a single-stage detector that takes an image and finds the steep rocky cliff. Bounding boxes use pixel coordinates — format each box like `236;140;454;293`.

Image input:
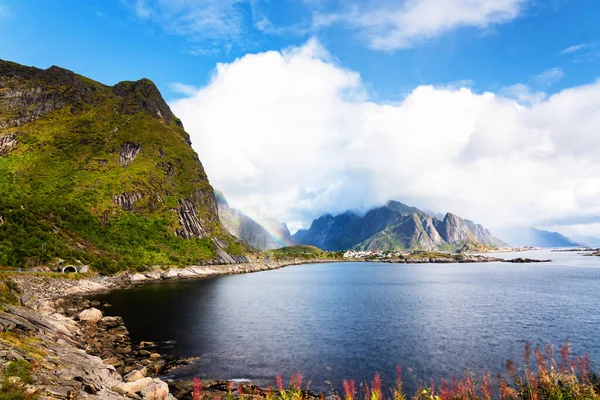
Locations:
215;191;279;250
294;200;506;251
0;59;247;272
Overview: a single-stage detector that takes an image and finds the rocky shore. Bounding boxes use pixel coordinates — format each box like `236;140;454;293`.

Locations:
0;260;337;399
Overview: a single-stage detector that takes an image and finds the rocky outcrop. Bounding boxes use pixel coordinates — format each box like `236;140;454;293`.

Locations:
175;198;209;239
113;79;177;127
0;304;125;399
0;132;17;154
465;219;506;247
436;213;476;245
118;142;141;167
0;60;103;128
113;191;143;212
213;238;250;264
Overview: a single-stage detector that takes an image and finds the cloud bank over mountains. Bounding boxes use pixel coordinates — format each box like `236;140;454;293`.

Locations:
170;39;600;235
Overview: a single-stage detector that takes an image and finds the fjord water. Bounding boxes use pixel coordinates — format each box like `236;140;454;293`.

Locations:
92;251;600;393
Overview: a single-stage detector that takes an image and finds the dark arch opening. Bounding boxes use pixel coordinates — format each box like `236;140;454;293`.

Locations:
62;266;77;273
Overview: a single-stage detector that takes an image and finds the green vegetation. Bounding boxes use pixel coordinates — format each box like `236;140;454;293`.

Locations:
458;241;497;253
4;360;32;384
0;61;244;274
267;245;344;261
403;250;455;260
0;275;20;309
1;359;37;400
0;193;217;274
200;343;599;400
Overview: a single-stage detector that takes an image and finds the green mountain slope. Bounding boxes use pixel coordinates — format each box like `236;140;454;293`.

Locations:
294;200;506;251
0;59;247;273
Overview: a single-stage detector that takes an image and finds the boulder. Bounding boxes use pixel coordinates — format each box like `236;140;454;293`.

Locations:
140;378;169;400
79;308;103;323
66;280;108;295
124;367;147;383
130;273;148;282
177;268;198;278
163;269;180;279
144;271;162;280
114;376;153;396
99;316;123;328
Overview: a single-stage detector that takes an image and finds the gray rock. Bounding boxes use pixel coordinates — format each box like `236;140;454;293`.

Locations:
140;378;169;400
79;308;103;323
119;142;141;167
113;191;143;212
124;367;147;382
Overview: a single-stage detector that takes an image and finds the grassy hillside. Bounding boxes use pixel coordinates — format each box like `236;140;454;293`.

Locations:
0;60;247;273
266;245;344;261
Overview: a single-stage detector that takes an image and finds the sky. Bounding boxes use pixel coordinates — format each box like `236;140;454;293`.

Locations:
1;0;600;236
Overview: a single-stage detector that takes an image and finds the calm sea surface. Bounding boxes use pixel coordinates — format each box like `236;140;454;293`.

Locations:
91;250;600;393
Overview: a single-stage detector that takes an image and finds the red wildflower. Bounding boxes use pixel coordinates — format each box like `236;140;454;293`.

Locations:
343;379;355;400
192;377;203;400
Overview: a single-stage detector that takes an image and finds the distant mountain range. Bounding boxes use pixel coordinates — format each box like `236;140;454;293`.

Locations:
215;190;597;251
293;200;506;251
569;235;600;247
495;227;581;248
215;191;294;250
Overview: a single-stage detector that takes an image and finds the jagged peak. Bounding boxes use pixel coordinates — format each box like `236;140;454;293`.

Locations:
384;200;424;216
317;213;334;220
443;212;464;222
112;78;181;128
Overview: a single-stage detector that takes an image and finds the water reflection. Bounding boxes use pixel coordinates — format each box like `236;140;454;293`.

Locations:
91;251;600;393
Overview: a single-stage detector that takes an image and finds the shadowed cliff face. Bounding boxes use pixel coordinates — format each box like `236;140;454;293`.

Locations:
0;59;247;271
215;192;292;250
294;201;506;251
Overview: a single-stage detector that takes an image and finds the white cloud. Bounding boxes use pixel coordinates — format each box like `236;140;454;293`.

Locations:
313;0;528;51
125;0;309;51
170;40;600;234
128;0;248;44
559;43;590;55
169;82;200;96
499;83;546;105
534;67;564;87
559;43;599;64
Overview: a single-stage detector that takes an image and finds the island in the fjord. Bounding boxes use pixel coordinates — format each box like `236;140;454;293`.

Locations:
0;59;551;400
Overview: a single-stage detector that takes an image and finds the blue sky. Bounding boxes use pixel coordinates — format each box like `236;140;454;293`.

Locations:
1;0;598;101
2;0;600;236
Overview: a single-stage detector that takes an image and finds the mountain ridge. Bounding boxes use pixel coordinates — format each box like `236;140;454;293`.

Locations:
293;201;505;251
495;227;582;248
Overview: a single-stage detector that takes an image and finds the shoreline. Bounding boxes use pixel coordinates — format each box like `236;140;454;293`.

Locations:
10;253;549;302
2;255;553;399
